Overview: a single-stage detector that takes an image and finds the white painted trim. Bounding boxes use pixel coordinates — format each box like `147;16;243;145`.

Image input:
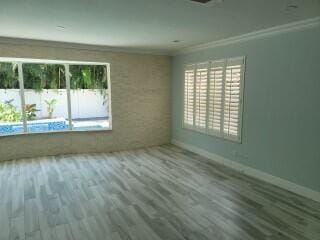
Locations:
106;63;113;130
175;17;320;55
64;64;73;130
171;139;320;203
17;62;27;132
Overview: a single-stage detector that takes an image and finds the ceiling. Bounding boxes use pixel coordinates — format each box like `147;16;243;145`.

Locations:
0;0;319;54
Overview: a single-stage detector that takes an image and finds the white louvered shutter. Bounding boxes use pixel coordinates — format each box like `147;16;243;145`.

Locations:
195;63;208;130
183;65;195;128
183;56;245;142
207;60;224;134
223;57;245;140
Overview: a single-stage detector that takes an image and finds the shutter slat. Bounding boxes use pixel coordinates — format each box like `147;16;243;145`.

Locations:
223;57;244;138
184;57;244;141
207;60;224;131
194;63;208;129
184;66;195;127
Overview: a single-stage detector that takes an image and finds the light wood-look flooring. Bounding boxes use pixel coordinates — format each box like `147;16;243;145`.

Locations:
0;145;319;240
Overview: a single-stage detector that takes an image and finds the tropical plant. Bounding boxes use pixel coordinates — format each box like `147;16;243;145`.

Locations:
1;63;108;91
0;100;22;122
100;89;108;105
25;104;39;120
69;65;107;90
70;65;108;105
45;99;57;119
22;64;66;92
0;63;19;89
1;63;108;105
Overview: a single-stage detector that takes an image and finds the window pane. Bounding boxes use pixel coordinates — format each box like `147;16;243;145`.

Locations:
22;63;69;133
69;65;109;130
184;66;194;127
195;63;208;129
0;62;23;135
207;61;224;133
223;57;244;140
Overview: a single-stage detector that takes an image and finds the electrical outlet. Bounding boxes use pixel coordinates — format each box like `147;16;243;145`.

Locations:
232;150;237;156
238;153;249;160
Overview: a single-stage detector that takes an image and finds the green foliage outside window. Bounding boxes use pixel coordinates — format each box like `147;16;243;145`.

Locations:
22;64;66;91
45;99;58;119
0;63;19;89
0;63;108;91
25;104;39;121
69;65;107;90
0;100;22;122
69;65;108;105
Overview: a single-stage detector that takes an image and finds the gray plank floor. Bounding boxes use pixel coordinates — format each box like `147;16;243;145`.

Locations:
0;144;319;240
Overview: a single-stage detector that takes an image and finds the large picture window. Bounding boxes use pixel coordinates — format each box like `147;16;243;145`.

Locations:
0;58;111;136
183;56;245;142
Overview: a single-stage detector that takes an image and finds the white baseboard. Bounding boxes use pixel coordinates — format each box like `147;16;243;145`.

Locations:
171;139;320;203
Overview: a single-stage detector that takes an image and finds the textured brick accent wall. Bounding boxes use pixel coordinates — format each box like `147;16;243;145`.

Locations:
0;43;171;161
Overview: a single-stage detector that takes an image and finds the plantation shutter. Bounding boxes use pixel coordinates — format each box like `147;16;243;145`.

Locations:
207;60;224;134
183;56;245;142
183;65;195;128
223;57;245;140
195;63;208;130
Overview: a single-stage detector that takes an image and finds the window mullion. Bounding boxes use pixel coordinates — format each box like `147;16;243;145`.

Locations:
107;64;112;130
65;64;73;130
220;60;227;137
17;62;27;133
193;65;196;129
238;59;245;142
182;68;186;128
205;63;210;133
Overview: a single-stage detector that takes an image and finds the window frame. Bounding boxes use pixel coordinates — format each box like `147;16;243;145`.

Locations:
0;57;112;136
182;56;246;143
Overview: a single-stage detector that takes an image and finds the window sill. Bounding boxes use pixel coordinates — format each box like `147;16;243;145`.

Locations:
182;125;241;143
0;128;113;138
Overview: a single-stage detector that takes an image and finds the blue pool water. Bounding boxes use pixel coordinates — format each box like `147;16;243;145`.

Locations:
0;120;67;135
0;119;105;135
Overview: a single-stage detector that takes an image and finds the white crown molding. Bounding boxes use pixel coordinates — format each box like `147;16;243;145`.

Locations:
175;16;320;55
0;37;171;56
171;139;320;203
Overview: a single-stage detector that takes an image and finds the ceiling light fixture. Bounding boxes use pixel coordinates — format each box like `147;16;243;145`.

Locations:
55;25;66;31
190;0;212;3
286;0;298;11
287;4;298;10
189;0;223;5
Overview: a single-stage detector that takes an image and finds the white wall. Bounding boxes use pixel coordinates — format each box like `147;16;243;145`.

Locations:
0;89;108;119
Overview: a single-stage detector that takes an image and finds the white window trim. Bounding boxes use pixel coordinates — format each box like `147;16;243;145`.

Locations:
64;64;73;130
182;56;246;143
182;64;196;131
0;57;112;136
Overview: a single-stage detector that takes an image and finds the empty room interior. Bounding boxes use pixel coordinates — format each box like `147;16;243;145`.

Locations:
0;0;320;239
